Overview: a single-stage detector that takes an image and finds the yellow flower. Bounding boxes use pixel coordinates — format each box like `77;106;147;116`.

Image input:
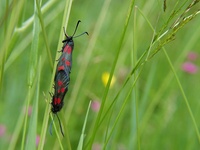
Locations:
101;72;116;88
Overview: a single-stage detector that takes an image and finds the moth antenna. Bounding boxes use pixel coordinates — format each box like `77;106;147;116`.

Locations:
74;32;89;38
56;113;65;137
72;20;81;37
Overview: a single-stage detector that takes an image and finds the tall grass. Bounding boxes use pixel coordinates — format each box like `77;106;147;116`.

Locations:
0;0;200;149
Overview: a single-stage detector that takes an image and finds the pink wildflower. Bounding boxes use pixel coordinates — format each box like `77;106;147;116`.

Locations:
181;62;198;74
91;100;101;112
36;135;40;146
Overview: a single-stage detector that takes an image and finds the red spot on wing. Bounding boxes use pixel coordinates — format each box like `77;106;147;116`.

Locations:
58;65;64;71
65;60;71;66
58;80;63;86
58;87;65;93
63;45;72;54
54;98;61;105
61;87;65;93
62;57;65;61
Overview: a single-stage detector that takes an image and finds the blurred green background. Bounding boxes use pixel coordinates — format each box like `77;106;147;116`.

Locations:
1;0;200;149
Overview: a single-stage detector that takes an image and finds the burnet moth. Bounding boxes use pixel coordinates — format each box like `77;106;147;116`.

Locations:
50;20;88;136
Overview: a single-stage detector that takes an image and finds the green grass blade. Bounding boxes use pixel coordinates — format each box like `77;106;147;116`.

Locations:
5;0;63;71
87;0;135;148
21;1;40;148
24;1;41;148
7;82;38;150
163;49;200;143
103;68;143;149
77;101;91;150
37;94;50;150
36;0;53;69
137;1;200;140
0;0;25;89
25;58;41;150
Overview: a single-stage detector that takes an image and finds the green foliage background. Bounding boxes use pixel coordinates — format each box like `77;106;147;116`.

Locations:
0;0;200;149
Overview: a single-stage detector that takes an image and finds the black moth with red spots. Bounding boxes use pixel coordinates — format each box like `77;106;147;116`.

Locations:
50;20;88;136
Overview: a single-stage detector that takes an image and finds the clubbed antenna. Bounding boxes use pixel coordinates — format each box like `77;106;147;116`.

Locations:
74;32;89;38
72;20;81;37
63;20;89;39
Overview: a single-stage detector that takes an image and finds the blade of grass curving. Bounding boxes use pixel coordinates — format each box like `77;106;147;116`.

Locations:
36;0;53;69
94;34;155;135
170;0;197;29
139;61;157;117
5;1;65;71
139;0;200;137
28;0;40;95
96;1;200;148
103;67;143;148
37;92;50;149
7;82;36;150
130;6;160;149
15;0;57;32
25;58;41;150
92;35;151;150
157;0;185;35
86;2;166;147
77;101;91;150
24;1;40;148
21;1;40;148
103;95;117;147
0;0;25;90
140;22;200;132
130;6;140;149
136;1;200;61
148;10;200;60
101;5;157;148
163;49;200;143
87;0;135;149
21;86;34;149
95;45;148;131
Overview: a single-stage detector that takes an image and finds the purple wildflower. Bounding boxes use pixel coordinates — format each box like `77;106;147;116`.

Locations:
91;100;101;112
36;135;40;146
181;62;198;74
